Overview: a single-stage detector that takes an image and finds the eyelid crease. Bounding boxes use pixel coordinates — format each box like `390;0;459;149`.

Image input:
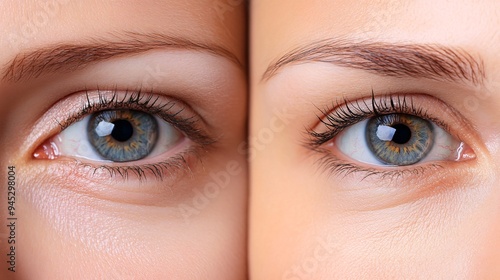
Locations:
31;144;203;187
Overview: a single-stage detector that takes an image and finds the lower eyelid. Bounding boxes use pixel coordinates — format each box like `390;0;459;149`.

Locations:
37;143;202;182
311;145;444;181
23;148;204;205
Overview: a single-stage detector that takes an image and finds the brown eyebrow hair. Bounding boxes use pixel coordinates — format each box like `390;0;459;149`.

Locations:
262;38;485;85
2;32;243;83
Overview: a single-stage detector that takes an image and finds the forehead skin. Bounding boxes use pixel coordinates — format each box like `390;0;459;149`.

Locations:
0;0;245;64
252;0;499;80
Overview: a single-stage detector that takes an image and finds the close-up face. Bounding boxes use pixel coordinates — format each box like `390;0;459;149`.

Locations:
0;1;246;279
250;0;500;279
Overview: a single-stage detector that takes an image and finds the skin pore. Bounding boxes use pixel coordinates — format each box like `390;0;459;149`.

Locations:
250;0;500;279
0;1;247;279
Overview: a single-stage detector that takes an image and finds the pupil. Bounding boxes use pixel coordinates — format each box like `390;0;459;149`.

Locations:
111;119;134;142
391;123;411;144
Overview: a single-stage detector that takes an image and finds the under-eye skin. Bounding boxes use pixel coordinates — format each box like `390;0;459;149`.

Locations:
33;90;215;180
307;93;476;179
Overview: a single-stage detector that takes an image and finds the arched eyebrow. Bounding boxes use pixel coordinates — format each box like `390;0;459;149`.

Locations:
262;38;485;86
2;32;243;83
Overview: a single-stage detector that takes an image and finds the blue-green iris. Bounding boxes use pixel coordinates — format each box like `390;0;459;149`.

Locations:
88;110;158;162
366;114;434;166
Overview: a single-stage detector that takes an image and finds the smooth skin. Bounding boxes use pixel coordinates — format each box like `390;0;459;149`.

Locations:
250;1;500;279
0;1;247;279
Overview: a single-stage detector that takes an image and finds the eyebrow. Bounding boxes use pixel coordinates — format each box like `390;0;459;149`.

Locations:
262;38;485;85
2;32;243;83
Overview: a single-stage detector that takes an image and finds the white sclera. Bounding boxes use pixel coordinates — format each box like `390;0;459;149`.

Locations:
56;115;181;162
335;119;463;166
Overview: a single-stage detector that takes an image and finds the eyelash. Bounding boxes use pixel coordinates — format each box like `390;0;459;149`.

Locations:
307;92;451;180
52;89;215;181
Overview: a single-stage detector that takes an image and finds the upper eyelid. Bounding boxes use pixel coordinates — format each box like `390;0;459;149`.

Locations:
9;45;245;158
307;93;466;148
56;90;216;146
22;89;213;159
57;89;183;129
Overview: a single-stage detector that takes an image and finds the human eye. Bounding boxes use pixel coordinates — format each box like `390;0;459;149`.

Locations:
33;89;214;181
307;93;477;179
